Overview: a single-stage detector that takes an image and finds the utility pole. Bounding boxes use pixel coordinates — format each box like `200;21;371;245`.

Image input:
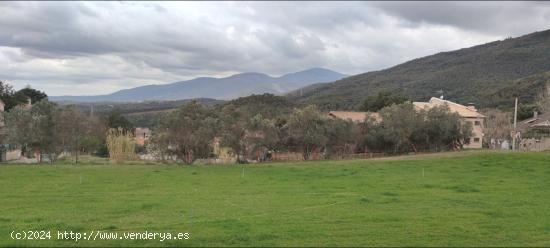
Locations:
512;97;518;150
75;136;79;164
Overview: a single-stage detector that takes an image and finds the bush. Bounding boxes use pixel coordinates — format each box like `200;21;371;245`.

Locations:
94;145;109;158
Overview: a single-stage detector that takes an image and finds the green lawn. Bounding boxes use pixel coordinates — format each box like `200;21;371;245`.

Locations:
1;151;549;247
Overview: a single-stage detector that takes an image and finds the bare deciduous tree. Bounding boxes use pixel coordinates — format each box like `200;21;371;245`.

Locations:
480;109;512;149
536;83;550;114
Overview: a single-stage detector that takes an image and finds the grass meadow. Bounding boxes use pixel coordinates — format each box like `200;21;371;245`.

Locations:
1;151;549;247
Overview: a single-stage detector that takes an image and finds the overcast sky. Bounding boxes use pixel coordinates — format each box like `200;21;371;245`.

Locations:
1;1;549;96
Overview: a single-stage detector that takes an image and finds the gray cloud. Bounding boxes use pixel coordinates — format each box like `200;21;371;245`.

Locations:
370;1;550;36
0;1;548;95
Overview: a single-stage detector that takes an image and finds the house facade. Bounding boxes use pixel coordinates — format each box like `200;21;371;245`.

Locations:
517;111;550;151
413;97;486;149
134;127;151;146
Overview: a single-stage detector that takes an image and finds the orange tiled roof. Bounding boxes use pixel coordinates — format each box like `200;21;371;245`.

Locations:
413;97;485;118
328;111;380;123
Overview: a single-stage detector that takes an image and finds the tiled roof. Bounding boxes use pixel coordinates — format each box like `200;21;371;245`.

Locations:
413;97;485;118
533;120;550;127
518;112;550;132
328;111;380;123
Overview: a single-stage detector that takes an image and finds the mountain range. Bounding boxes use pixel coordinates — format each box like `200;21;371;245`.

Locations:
291;29;550;110
50;68;346;102
52;28;550;110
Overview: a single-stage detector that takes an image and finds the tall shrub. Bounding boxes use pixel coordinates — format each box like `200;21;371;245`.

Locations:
106;128;137;162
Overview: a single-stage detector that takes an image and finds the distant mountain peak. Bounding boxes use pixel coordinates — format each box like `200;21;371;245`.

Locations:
228;72;271;78
286;67;344;75
50;68;346;103
304;67;338;72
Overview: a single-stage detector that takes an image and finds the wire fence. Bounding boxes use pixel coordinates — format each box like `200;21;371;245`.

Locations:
270;150;388;162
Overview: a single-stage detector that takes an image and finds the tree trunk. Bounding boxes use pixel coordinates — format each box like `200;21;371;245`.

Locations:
35;148;41;163
410;143;418;153
394;142;399;154
182;149;193;165
303;145;311;160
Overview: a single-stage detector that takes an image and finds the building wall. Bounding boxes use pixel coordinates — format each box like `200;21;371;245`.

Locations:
463;117;484;149
520;138;550;152
134;127;151;146
5;149;21;161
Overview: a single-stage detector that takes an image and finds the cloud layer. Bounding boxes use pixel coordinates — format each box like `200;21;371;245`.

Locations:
1;1;549;95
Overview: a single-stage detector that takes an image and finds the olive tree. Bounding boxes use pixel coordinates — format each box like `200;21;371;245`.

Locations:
362;103;472;153
378;102;423;153
287;105;329;160
413;105;473;151
56;105;94;163
152;101;218;164
219;104;248;162
244;114;282;161
324;118;360;158
5;100;61;163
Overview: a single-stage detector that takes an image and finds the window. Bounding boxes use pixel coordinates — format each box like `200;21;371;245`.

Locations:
473;138;480;143
465;138;471;144
474;121;481;126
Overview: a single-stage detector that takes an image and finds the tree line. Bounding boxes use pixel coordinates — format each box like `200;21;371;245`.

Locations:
0;83;473;164
0;81;139;163
3;101;143;163
149;94;473;164
4;101;107;163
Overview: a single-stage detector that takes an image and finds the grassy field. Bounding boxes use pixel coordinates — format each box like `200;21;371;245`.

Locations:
1;151;549;247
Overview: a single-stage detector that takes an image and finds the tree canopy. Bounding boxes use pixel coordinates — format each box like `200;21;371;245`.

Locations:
362;103;472;153
0;82;48;111
105;110;134;131
152;101;219;164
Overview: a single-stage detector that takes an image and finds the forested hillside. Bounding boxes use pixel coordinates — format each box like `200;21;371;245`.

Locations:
65;98;223;115
291;29;550;110
215;93;296;119
60;98;223;128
